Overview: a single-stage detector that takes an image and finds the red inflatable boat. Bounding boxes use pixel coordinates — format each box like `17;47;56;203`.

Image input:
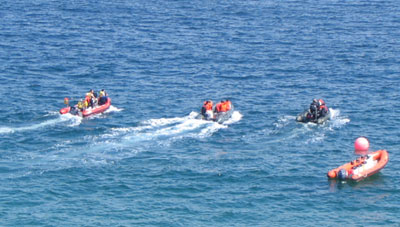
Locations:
327;150;389;182
60;97;111;117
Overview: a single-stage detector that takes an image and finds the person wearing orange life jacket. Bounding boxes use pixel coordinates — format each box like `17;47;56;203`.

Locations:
211;99;234;123
220;101;228;112
224;99;232;111
317;99;328;117
84;95;92;109
85;89;95;108
205;100;213;111
201;100;214;120
215;100;224;113
219;99;233;112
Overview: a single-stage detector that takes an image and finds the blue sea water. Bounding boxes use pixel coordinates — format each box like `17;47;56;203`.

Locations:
1;0;400;225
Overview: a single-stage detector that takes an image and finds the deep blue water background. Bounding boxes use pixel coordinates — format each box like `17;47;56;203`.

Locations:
1;0;400;226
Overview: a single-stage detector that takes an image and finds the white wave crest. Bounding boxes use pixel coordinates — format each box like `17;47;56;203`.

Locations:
0;127;14;134
60;113;82;127
274;115;296;129
328;108;350;129
105;105;123;113
223;111;242;125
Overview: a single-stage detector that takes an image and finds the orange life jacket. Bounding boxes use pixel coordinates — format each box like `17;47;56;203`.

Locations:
206;101;213;111
203;101;213;110
203;102;213;111
317;99;325;110
215;103;222;112
225;100;232;111
318;99;325;106
85;95;91;104
220;102;228;112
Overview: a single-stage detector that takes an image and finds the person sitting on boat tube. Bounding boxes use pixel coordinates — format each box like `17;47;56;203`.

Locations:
98;90;108;105
99;89;107;97
224;99;232;111
215;100;231;113
201;100;214;120
92;90;98;105
84;94;92;109
308;99;319;119
70;100;83;115
85;89;96;108
317;99;328;117
215;100;224;113
77;100;83;111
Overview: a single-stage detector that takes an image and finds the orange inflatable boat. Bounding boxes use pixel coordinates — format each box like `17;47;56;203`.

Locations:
327;150;389;181
60;97;111;117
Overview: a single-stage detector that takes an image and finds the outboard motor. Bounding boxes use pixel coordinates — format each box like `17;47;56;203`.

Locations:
337;169;348;180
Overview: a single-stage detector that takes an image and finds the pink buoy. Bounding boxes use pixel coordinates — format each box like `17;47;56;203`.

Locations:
354;137;369;152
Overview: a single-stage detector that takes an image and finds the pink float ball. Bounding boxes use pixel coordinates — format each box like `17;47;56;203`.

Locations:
354;137;370;152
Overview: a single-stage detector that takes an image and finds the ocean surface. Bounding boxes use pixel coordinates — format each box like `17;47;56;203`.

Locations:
0;0;399;226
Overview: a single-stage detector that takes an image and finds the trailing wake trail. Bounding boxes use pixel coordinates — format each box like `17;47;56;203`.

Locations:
96;111;242;150
3;111;242;175
263;108;350;145
0;114;81;134
0;105;123;134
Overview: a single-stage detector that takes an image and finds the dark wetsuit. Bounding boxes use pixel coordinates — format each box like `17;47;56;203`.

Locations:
318;105;328;117
98;96;108;105
309;102;319;118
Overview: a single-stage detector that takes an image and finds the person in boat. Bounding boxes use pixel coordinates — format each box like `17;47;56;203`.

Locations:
308;98;328;119
76;101;85;114
201;100;214;120
77;100;83;111
92;90;98;106
224;99;232;111
84;89;96;108
98;90;108;106
317;99;328;117
214;100;225;113
307;99;322;119
215;100;232;113
69;100;83;115
308;99;319;118
99;89;108;97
